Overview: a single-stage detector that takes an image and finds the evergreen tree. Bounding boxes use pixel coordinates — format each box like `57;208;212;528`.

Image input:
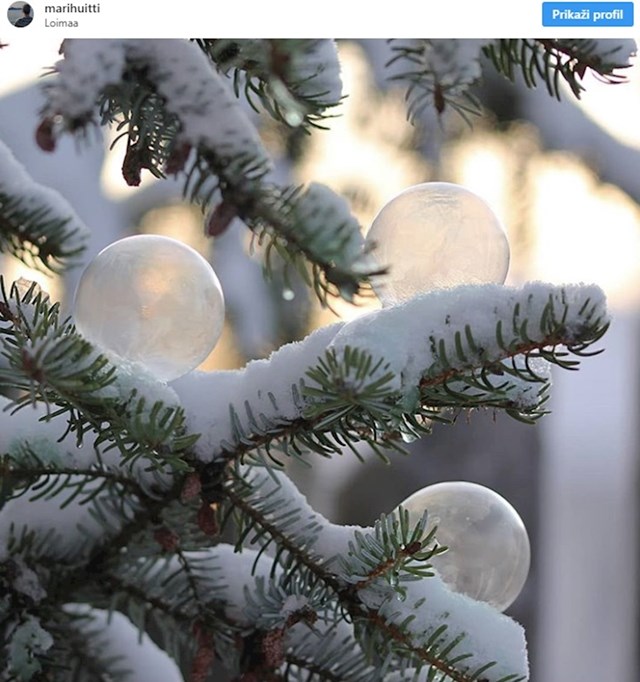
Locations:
0;39;633;681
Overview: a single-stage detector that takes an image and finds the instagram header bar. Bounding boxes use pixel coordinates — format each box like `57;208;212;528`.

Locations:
4;0;637;38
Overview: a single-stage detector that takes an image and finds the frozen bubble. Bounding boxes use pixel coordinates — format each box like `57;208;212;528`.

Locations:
400;480;530;611
366;183;510;306
74;235;225;382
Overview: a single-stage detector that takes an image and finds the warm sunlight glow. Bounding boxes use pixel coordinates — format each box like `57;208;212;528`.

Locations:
572;55;640;150
3;258;63;303
451;138;510;227
531;154;640;307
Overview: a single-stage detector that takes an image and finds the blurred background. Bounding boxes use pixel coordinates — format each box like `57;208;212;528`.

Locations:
0;38;638;682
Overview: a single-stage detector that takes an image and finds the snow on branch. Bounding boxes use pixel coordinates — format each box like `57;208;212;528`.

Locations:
42;39;376;302
159;543;374;679
329;281;606;389
3;615;54;681
0;393;175;519
0;140;88;272
0;279;607;680
173;282;609;462
386;39;636;124
0;278;196;473
387;39;487;120
207;543;375;679
61;606;183;682
44;39;267;168
225;464;528;682
173;322;344;459
198;39;343;128
126;40;270;163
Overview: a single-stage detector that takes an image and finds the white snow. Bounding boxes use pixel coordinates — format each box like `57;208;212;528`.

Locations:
280;594;310;618
508;356;553;408
0;392;171;563
7;616;54;673
284;618;372;678
0;363;179;481
95;348;182;416
288;40;343;105
0;394;101;466
63;606;182;682
10;557;47;603
46;40;126;120
0;488;125;561
0;139;89;253
238;464;359;564
172;282;605;460
364;576;528;681
235;464;528;680
423;40;485;89
182;544;373;677
171;321;344;459
202;543;276;624
329;282;607;394
126;41;270;165
47;40;270;168
295;182;365;269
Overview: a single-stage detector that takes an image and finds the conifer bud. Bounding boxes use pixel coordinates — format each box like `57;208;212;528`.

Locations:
35;118;56;153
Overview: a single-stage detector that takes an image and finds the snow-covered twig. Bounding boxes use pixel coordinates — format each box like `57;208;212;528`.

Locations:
0;140;88;271
174;282;608;461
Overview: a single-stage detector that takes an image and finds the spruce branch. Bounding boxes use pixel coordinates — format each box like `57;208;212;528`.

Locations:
1;282;598;679
340;509;443;594
183;283;608;465
483;39;633;100
284;631;374;682
0;277;199;473
185;162;383;303
100;571;193;625
42;613;130;682
0;485;182;610
356;608;517;682
224;468;339;593
0;140;88;273
283;655;354;682
386;39;634;124
0;277;117;408
196;39;343;129
1;483;217;672
80;478;184;575
387;40;485;122
0;451;148;508
220;466;526;682
40;39;378;303
0;191;86;274
193;543;371;681
83;551;245;675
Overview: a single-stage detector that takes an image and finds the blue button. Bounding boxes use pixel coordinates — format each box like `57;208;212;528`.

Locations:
542;2;634;25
